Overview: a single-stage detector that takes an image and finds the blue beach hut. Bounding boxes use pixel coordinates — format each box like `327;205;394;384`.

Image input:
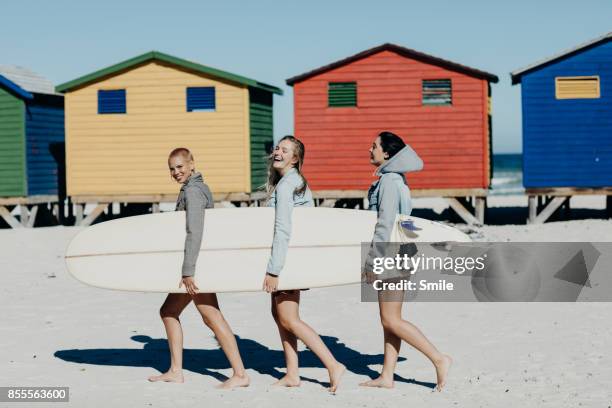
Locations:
0;65;64;227
511;32;612;222
511;32;612;188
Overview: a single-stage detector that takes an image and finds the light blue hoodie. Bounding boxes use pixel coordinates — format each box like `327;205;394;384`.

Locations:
266;167;314;276
365;145;423;268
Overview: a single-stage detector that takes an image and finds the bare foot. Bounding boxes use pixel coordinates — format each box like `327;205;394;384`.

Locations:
147;370;184;383
216;374;250;390
359;376;394;389
272;375;301;387
434;354;453;391
328;363;346;393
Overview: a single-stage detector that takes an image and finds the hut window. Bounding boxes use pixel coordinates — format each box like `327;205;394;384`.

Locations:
422;79;452;106
555;76;600;99
98;89;126;114
187;87;216;111
328;82;357;107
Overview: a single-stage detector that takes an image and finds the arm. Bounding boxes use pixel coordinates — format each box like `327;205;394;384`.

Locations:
364;175;400;272
182;186;207;277
266;182;294;277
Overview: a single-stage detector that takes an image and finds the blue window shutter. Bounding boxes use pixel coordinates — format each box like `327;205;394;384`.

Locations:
187;87;216;111
98;89;126;114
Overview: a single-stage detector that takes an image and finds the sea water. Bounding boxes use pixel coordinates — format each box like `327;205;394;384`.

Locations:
491;153;523;195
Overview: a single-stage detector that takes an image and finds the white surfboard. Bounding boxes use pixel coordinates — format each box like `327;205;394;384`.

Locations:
65;207;470;293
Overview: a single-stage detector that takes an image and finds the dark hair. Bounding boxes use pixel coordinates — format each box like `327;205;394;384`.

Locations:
378;131;406;159
266;135;308;197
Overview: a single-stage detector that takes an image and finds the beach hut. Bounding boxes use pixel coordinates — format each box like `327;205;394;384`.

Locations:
0;65;64;228
286;43;498;224
511;32;612;223
57;51;282;225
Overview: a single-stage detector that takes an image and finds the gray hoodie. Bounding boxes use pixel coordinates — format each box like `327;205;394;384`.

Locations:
175;172;214;277
365;145;423;269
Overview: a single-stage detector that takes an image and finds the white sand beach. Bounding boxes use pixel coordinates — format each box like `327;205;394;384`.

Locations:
1;195;611;407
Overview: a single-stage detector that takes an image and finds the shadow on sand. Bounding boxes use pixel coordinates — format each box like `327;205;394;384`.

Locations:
54;334;435;389
412;206;610;226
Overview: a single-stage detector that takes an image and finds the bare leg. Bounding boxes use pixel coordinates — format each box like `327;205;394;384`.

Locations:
274;291;346;393
270;293;300;387
370;291;452;391
148;293;192;382
192;293;250;389
359;328;400;388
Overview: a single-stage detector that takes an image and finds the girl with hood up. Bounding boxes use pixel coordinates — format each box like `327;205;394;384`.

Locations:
360;132;452;391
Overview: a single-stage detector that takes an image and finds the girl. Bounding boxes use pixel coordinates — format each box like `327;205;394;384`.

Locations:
360;132;452;391
262;136;346;393
148;147;249;389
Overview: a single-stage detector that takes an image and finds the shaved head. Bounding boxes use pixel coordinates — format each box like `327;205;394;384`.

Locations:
168;147;194;163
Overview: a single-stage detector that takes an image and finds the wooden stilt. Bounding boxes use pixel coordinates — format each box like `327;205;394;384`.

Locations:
447;198;481;226
75;204;84;225
19;204;29;226
475;197;486;224
80;204;108;227
531;196;568;224
0;206;22;229
152;203;160;213
26;205;39;228
528;196;537;224
52;203;59;221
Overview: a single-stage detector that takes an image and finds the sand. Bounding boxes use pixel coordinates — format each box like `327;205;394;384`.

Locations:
1;195;611;407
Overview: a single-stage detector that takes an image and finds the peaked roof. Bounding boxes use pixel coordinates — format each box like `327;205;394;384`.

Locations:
286;43;499;85
56;51;283;95
511;32;612;84
0;65;58;99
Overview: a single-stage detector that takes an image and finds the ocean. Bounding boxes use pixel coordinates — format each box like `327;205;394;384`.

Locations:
491;153;523;195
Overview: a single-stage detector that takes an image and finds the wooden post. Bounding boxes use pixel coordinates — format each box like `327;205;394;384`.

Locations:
75;204;84;225
152;203;160;213
80;204;108;227
475;197;486;224
532;196;568;224
0;206;22;229
52;203;59;222
447;198;481;226
26;205;39;228
528;196;537;224
19;204;29;226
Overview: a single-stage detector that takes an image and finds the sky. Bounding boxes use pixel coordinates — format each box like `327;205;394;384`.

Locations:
2;0;610;153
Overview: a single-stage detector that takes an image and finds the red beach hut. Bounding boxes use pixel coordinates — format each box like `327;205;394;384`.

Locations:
286;43;498;224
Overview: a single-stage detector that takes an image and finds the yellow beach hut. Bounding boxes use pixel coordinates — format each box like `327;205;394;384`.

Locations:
57;51;282;221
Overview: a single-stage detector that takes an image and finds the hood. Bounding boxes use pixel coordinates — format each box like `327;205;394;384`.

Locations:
375;145;423;176
184;171;203;187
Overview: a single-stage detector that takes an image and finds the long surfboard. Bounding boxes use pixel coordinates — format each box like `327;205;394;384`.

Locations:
65;207;470;293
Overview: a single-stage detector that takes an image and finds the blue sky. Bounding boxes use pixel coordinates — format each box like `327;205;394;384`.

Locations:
2;0;610;152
